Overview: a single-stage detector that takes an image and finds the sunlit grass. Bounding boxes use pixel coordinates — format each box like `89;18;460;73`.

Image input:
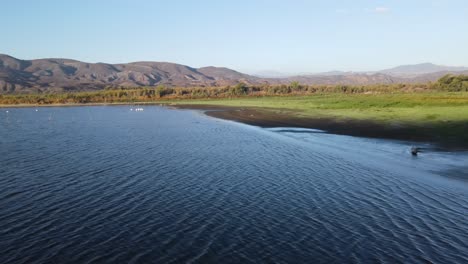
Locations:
169;92;468;124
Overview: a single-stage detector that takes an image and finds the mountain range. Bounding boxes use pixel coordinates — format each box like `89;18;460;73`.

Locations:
1;54;467;94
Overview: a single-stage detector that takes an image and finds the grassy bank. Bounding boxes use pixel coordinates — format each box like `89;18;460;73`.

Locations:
2;92;467;147
1;75;467;147
170;92;468;123
170;92;468;148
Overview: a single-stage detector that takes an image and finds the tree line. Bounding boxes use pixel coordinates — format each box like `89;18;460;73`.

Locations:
1;75;466;105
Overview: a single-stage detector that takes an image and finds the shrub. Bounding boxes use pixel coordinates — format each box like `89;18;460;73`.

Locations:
230;83;248;96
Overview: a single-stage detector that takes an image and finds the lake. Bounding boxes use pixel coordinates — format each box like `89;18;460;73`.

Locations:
1;106;467;263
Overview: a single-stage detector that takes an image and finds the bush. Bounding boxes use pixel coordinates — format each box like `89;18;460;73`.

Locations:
230;83;248;96
155;85;167;98
435;74;468;91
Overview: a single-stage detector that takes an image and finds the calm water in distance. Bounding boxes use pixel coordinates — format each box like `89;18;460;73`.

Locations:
1;106;467;263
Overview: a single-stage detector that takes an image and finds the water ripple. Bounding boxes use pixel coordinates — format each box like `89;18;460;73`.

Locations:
0;106;467;263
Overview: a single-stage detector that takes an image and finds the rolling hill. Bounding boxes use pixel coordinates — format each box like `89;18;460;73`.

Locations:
1;54;467;93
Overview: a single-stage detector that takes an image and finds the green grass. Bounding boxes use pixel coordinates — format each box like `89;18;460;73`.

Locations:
169;92;468;124
3;91;467;145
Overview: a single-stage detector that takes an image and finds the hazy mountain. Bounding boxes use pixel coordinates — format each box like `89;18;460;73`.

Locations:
251;70;295;78
1;54;467;94
253;70;358;77
380;63;468;77
308;71;360;76
273;73;401;85
400;70;468;83
253;62;468;79
287;70;468;85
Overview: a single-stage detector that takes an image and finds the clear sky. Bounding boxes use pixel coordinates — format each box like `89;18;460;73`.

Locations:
2;0;468;73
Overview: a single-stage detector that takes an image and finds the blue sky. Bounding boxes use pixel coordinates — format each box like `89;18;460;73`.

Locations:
2;0;468;73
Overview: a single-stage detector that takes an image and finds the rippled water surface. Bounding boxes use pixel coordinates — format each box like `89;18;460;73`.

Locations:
1;106;467;263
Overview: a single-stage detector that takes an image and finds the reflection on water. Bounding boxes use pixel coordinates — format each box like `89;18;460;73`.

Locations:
0;106;467;263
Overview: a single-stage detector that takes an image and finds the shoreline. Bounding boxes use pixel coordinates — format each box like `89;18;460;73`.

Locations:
175;104;468;150
2;102;467;150
0;102;169;108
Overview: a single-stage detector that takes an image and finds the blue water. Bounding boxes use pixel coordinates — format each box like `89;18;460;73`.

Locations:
1;106;467;263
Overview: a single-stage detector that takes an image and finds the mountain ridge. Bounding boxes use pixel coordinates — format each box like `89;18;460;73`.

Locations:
1;54;467;94
380;62;468;77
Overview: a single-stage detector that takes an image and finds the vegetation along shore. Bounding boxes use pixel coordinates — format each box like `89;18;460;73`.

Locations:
2;74;468;148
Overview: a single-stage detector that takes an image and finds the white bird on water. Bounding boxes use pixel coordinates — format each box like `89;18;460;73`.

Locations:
5;110;8;113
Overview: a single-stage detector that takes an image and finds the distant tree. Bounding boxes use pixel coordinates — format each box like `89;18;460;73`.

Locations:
290;81;300;90
155;85;166;98
436;74;468;91
230;83;248;96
